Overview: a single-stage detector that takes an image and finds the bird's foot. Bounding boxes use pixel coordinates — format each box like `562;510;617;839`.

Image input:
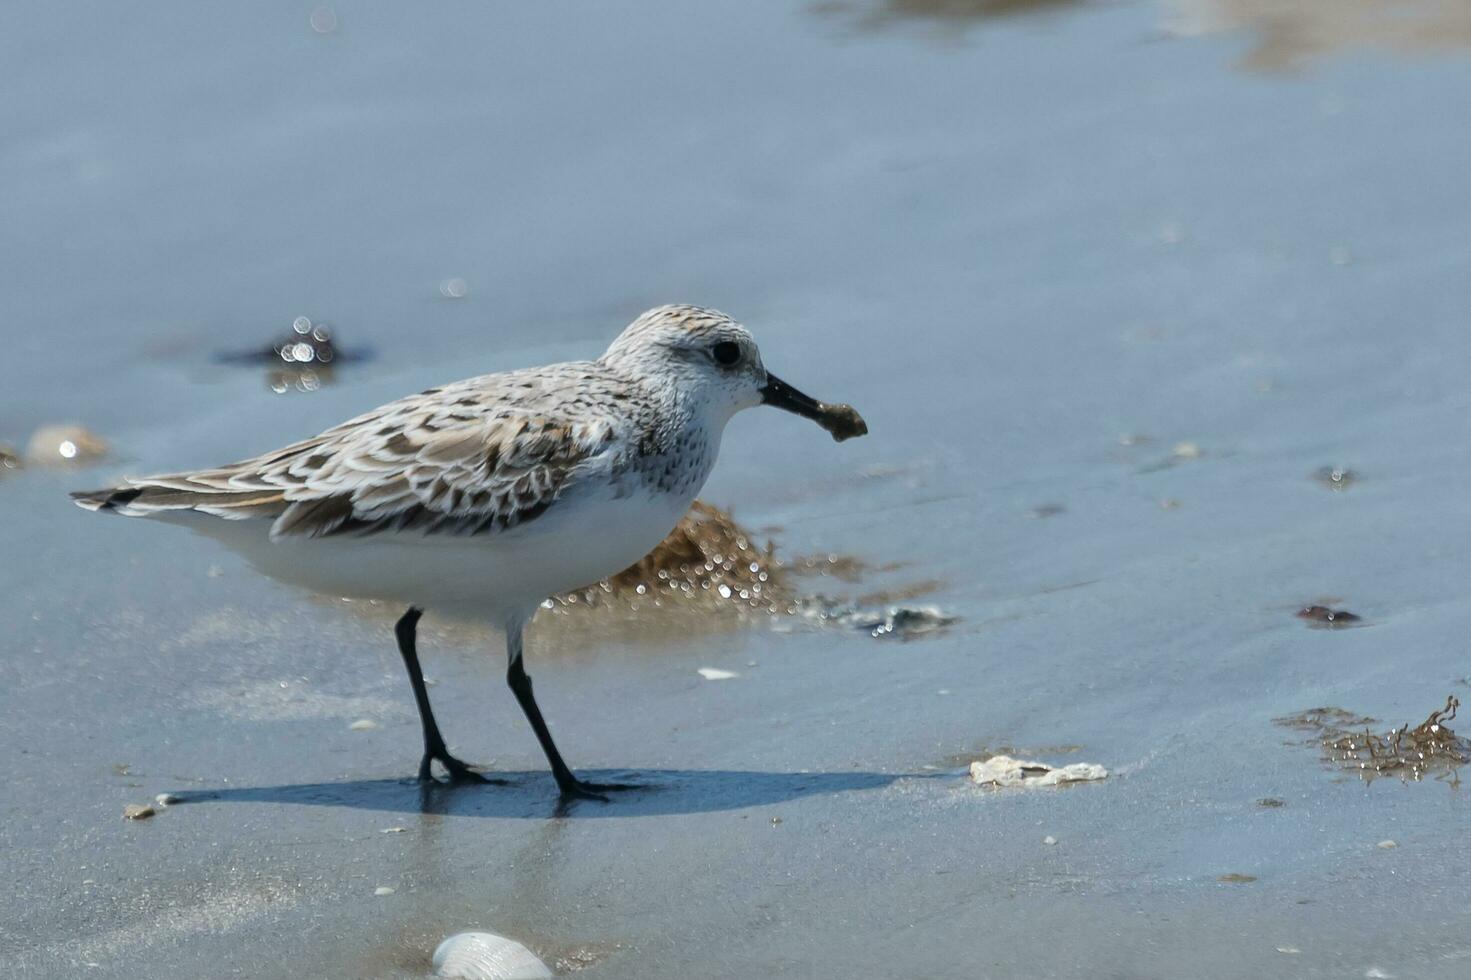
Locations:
418;749;504;785
555;775;641;803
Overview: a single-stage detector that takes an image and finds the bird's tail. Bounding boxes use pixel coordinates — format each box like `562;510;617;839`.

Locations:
70;486;144;513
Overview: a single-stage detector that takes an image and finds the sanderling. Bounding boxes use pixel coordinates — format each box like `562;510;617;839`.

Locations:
73;305;867;801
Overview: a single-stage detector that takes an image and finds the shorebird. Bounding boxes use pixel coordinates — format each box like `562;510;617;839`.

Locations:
73;305;867;801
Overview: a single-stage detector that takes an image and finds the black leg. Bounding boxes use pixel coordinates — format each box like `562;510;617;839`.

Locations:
395;607;494;783
505;651;636;802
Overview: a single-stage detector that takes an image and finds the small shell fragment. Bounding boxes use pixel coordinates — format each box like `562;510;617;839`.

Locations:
433;932;553;980
374;886;395;896
969;755;1107;788
349;718;379;731
154;793;183;808
27;425;108;466
123;804;155;820
1376;839;1397;849
697;667;739;680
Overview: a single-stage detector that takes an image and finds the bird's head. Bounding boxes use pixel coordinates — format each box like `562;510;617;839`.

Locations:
601;305;868;441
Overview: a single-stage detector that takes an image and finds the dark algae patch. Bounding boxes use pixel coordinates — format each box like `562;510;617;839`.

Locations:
1296;605;1362;628
216;316;372;393
1276;696;1468;784
1312;466;1358;491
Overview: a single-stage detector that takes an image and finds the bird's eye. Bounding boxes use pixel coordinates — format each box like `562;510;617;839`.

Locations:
711;341;742;367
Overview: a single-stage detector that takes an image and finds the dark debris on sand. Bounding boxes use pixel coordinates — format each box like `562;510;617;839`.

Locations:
1276;696;1468;784
1296;605;1362;628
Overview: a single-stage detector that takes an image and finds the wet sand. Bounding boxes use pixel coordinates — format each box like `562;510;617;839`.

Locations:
4;1;1471;978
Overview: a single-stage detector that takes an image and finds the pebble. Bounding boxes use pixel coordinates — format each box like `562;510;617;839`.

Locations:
1376;839;1397;849
122;804;155;821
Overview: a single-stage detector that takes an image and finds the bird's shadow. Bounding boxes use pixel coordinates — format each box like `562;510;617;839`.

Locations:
163;768;916;819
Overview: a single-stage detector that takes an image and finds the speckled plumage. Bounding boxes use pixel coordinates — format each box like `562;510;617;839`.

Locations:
76;306;737;541
72;304;866;797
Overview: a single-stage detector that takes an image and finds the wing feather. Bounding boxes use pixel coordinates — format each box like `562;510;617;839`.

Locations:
74;367;627;539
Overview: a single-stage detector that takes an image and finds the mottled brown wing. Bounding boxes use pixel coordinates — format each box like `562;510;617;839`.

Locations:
74;377;619;539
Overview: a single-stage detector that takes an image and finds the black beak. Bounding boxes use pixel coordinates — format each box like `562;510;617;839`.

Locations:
760;372;869;442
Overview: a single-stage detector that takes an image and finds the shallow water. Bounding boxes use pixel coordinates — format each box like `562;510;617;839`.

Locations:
4;2;1471;978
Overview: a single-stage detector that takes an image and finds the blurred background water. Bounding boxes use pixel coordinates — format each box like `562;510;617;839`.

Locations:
3;2;1471;978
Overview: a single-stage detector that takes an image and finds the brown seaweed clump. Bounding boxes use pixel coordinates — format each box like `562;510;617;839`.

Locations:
547;501;798;614
1276;696;1468;784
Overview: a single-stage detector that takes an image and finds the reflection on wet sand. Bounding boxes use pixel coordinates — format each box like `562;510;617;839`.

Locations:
814;0;1083;32
1164;0;1471;72
161;768;905;820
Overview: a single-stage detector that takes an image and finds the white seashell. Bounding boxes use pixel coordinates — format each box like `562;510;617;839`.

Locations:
969;755;1108;788
697;667;738;680
433;932;552;980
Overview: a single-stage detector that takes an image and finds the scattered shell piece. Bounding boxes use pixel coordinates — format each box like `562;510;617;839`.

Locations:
553;948;607;973
1313;466;1357;491
439;277;469;298
381;826;406;834
1042;835;1057;845
349;718;379;731
1172;441;1202;459
968;755;1108;789
27;425;108;466
697;667;739;680
123;804;155;821
1277;947;1302;955
1296;605;1361;628
309;3;337;33
433;931;553;980
0;443;20;471
1376;839;1397;849
374;886;395;896
1365;969;1394;979
154;793;183;808
771;816;783;826
1257;797;1285;808
1218;873;1257;883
